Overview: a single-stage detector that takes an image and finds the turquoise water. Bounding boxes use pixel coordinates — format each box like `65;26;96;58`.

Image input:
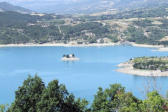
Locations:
1;45;168;104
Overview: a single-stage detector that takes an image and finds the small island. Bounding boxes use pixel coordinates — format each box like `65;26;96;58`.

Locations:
61;54;80;61
117;56;168;76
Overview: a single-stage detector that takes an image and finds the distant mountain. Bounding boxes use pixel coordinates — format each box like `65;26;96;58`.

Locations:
13;0;168;14
113;0;168;9
0;2;32;14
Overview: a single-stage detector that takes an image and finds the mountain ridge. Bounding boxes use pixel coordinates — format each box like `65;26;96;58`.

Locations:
11;0;168;14
0;2;32;14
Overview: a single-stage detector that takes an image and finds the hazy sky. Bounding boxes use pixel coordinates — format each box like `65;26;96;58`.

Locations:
0;0;82;4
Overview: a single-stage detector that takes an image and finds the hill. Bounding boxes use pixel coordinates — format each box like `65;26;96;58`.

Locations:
0;2;168;46
0;2;32;14
12;0;168;14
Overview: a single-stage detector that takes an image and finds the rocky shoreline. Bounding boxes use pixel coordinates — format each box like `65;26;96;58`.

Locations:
116;62;168;77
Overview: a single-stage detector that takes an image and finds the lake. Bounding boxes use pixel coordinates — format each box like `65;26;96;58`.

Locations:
0;45;168;104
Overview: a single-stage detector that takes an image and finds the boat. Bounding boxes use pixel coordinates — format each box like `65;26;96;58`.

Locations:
61;54;80;61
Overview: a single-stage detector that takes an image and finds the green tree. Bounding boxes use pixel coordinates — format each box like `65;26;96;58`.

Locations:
0;104;8;112
116;92;142;112
8;75;45;112
140;91;167;112
37;80;88;112
92;84;123;112
91;84;141;112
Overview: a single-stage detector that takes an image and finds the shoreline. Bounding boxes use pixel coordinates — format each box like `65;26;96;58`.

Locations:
61;57;80;61
129;42;163;48
155;47;168;52
130;42;168;52
116;62;168;77
0;42;121;48
0;42;167;52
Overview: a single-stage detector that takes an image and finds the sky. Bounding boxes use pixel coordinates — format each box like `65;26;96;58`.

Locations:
0;0;82;4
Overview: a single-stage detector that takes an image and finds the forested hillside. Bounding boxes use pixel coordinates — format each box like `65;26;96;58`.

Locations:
1;3;168;46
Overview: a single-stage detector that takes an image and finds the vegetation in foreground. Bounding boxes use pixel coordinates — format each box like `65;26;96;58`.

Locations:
132;56;168;72
1;75;168;112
